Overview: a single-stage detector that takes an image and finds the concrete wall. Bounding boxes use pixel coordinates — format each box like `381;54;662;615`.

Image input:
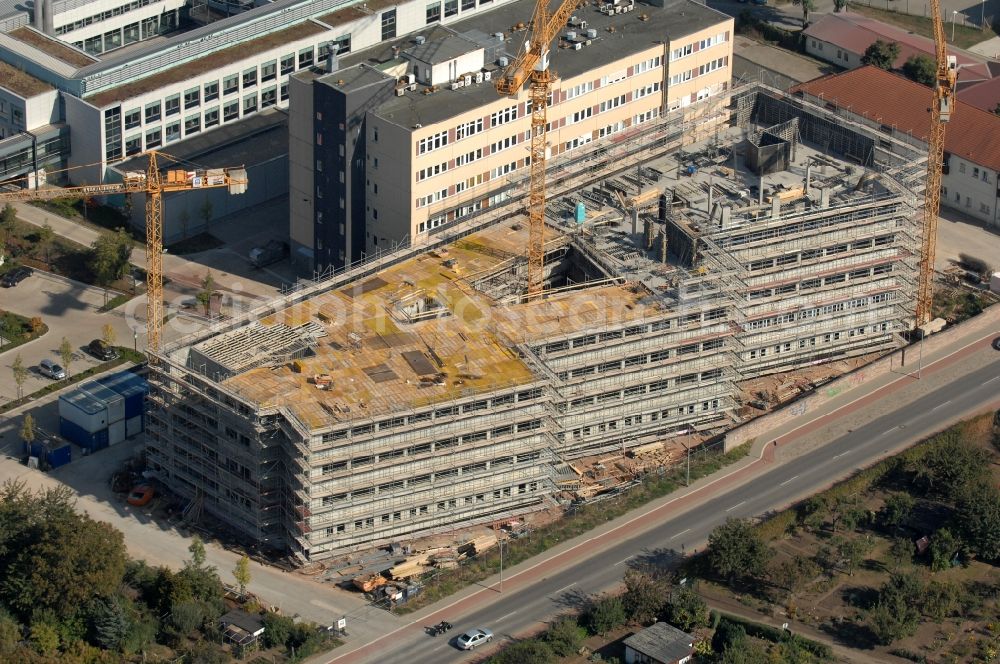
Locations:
63;93;103;183
288;75;316;273
724;304;1000;451
943;155;999;227
804;37;859;70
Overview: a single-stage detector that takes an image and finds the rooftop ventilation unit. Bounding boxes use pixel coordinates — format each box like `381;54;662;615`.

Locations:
587;28;597;38
573;42;582;50
415;35;426;44
566;30;577;40
494;31;504;40
498;56;509;67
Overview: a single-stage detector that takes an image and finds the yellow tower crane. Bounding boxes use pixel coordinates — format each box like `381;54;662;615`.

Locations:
495;0;580;296
916;0;957;326
0;152;248;352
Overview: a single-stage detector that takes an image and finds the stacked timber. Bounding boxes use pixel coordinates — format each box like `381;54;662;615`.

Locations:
352;573;387;592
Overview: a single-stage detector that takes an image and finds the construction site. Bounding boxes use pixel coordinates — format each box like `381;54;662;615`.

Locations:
145;80;928;563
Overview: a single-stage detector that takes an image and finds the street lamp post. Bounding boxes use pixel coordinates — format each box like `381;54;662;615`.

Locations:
133;330;138;353
498;535;506;593
952;10;958;41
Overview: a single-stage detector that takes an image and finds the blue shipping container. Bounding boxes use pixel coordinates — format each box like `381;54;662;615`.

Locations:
97;372;148;419
26;441;45;459
60;417;110;451
46;445;71;469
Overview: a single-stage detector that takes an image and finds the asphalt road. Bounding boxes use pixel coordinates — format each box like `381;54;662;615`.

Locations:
347;353;1000;664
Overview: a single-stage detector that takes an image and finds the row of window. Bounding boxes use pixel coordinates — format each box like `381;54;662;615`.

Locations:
670;31;729;61
669;56;729;85
556;339;726;382
566;399;723;441
955;161;993;184
542;312;723;355
746;236;889;271
73;12;178;55
746;263;895;300
745;323;892;359
744;291;898;331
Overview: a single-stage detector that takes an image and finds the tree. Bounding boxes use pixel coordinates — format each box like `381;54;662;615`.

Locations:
0;612;20;656
867;572;923;645
87;596;128;650
233;554;251;599
197;270;216;317
718;637;770;664
59;336;74;378
168;599;204;637
100;324;116;348
861;40;900;70
956;481;1000;561
834;0;848;11
837;536;874;576
886;536;913;570
923;580;959;622
29;621;59;655
584;593;625;636
492;640;553;664
902;54;936;85
622;569;670;624
663;584;709;631
769;555;821;594
36;223;54;266
878;492;915;532
792;0;816;25
199;198;213;233
707;518;772;584
0;204;15;242
712;619;747;654
544;617;585;657
11;354;27;400
188;535;207;569
262;613;294;648
928;527;959;571
916;436;992;502
20;414;35;448
87;228;133;288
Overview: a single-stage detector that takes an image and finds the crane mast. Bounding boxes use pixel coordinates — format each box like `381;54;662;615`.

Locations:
496;0;579;296
0;152;247;353
916;0;957;326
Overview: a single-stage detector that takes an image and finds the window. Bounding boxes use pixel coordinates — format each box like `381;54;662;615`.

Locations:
243;93;257;114
261;85;277;108
184;114;200;135
280;54;295;75
184;86;199;110
569;107;592;124
381;9;396;40
223;75;239;96
164;94;180;116
634;55;661;73
280;83;288;101
973;167;979;178
165;121;180;143
203;81;219;102
564;81;594;100
599;94;625;112
104;107;122;161
698;57;726;76
669;70;693;85
144;101;161;123
417;161;449;181
456;118;483;139
490;134;519;153
333;34;351;54
145;127;161;149
634;81;660;100
445;0;458;16
204;107;219;128
462;0;475;9
959;162;966;173
426;1;441;22
298;47;314;68
491;104;518;126
417;130;448;154
258;61;276;84
601;69;627;86
242;67;257;88
670;43;693;60
455;148;482;166
124;134;141;156
123;108;141;130
223;101;239;122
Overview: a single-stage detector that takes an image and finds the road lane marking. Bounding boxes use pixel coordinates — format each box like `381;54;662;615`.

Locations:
832;449;853;459
879;428;896;437
779;475;799;487
725;500;745;513
669;528;690;541
614;556;632;566
930;400;951;411
553;582;576;594
986;376;999;384
496;611;516;623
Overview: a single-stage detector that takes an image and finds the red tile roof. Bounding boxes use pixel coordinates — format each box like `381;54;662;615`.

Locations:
957;76;1000;113
803;13;992;82
791;65;1000;172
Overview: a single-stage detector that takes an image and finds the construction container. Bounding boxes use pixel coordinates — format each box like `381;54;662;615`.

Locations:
79;381;125;424
60;417;109;451
575;202;586;224
59;389;109;434
96;372;148;420
46;444;71;469
109;419;126;446
125;415;143;438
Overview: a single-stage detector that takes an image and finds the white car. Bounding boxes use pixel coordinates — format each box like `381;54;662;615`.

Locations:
39;359;66;380
456;628;493;650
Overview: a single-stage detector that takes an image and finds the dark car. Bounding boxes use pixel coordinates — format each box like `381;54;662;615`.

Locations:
86;339;119;361
993;336;1000;351
1;266;33;287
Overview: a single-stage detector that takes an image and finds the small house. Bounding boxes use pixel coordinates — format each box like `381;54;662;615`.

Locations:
623;622;695;664
219;609;265;657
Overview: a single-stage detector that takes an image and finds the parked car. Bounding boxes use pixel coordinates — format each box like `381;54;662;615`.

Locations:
992;336;1000;351
456;628;493;650
39;359;66;380
86;339;119;361
127;485;155;507
1;266;33;287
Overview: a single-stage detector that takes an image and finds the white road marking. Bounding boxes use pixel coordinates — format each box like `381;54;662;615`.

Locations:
930;400;951;411
725;500;746;513
986;375;999;384
496;611;516;623
832;449;853;459
669;528;691;541
779;475;799;487
554;582;577;594
879;428;897;437
614;556;632;566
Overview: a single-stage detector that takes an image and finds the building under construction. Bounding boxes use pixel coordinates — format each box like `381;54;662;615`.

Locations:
146;81;926;562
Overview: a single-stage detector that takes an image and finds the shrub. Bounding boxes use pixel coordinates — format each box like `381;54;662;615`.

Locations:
544;617;585;657
584;594;626;636
490;639;554;664
262;612;294;648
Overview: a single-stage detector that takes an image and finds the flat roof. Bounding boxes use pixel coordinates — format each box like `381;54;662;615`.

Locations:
315;63;395;94
352;0;730;128
0;59;54;96
316;0;397;30
113;108;287;173
9;26;96;67
403;31;481;65
85;21;328;107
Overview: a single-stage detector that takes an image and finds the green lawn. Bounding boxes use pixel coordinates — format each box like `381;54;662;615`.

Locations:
0;311;47;353
850;4;997;50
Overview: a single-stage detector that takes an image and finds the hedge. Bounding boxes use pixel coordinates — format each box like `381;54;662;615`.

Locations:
718;613;833;660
